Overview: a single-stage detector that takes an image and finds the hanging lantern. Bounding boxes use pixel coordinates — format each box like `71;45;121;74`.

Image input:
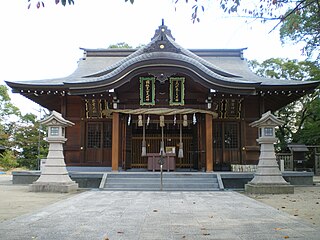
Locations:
183;114;188;127
138;115;143;127
159;115;165;127
127;114;131;126
193;113;197;125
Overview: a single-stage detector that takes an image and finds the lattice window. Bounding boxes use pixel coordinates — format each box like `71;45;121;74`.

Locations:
224;123;238;149
87;123;102;148
213;122;239;149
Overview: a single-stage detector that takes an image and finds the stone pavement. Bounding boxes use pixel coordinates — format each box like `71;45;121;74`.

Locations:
1;191;319;240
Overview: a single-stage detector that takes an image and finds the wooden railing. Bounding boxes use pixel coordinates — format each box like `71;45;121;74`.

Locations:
276;153;293;171
276;146;320;175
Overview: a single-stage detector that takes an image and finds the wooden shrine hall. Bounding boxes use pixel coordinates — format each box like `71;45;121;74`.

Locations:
6;22;319;172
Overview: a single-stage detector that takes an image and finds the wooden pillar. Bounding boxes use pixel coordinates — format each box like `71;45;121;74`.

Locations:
60;95;66;117
205;114;213;172
112;112;120;171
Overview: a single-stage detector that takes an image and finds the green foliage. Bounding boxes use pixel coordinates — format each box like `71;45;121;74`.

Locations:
0;85;48;170
172;1;320;62
108;42;133;49
14;113;48;170
249;58;320;150
0;150;18;171
0;85;22;149
296;97;320;145
249;58;320;81
28;0;74;9
0;85;20;121
280;2;320;61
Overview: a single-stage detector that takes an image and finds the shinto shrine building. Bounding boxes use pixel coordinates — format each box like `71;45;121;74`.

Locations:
6;23;319;172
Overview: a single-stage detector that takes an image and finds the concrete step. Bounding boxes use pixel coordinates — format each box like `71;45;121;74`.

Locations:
101;188;221;191
105;183;219;188
106;173;217;178
102;173;221;191
106;178;218;183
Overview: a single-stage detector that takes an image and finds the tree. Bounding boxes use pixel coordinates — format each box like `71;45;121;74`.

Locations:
27;0;74;9
175;0;320;60
0;85;21;149
249;58;320;150
108;42;133;49
0;150;18;171
0;85;48;170
13;113;48;170
280;2;320;61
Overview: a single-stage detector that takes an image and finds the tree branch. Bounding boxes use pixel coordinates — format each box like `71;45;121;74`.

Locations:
268;0;311;33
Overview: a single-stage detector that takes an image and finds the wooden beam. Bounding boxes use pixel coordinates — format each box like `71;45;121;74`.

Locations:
112;112;120;171
205;114;213;172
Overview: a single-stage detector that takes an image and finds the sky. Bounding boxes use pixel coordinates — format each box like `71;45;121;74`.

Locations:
0;0;306;117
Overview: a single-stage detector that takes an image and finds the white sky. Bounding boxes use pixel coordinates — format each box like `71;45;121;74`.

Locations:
0;0;305;117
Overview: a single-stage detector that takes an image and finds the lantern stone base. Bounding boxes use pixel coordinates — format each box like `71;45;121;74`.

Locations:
245;183;294;194
29;181;78;193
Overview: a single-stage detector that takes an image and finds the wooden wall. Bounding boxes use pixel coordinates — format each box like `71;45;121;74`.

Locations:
241;96;260;165
64;96;84;166
61;78;264;168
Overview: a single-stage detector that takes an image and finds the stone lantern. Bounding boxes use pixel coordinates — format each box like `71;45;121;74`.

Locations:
29;111;78;193
245;111;294;194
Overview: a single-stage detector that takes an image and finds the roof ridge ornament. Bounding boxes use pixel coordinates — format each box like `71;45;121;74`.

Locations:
145;19;180;53
151;19;175;41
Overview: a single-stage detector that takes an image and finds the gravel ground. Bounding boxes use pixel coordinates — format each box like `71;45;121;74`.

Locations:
0;175;82;223
244;177;320;228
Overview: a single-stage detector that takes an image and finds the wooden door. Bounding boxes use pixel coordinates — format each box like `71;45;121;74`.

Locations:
85;121;112;165
213;122;241;171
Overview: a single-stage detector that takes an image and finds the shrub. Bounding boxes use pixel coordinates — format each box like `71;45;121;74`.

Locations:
17;157;39;170
0;150;18;171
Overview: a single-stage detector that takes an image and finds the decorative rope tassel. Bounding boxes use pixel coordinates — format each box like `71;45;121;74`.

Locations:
173;114;176;126
160;122;166;156
183;114;188;127
147;115;150;126
159;115;165;127
127;114;131;126
141;115;146;157
138;114;143;127
178;115;183;158
193;113;197;125
178;142;184;159
160;140;165;156
141;140;147;157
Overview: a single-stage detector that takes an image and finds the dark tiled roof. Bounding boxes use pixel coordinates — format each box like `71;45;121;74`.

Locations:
5;23;319;94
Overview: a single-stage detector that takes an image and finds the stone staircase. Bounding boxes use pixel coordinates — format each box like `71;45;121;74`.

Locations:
101;172;221;191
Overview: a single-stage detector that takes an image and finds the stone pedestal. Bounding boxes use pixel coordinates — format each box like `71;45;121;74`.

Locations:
29;181;78;193
245;111;294;194
29;140;78;193
29;111;78;193
245;183;294;194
